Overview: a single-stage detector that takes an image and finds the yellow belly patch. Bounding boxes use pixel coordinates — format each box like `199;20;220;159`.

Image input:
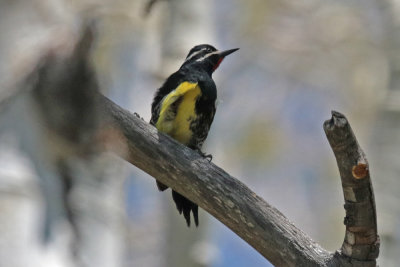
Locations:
156;82;201;145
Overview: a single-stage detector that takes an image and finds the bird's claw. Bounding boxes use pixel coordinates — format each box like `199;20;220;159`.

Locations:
196;149;213;162
204;154;213;162
133;112;144;120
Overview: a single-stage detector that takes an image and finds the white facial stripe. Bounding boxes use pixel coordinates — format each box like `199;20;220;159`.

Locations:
195;50;219;62
185;48;207;62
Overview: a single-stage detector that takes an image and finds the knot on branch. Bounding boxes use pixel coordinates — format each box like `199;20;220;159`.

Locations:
352;163;368;179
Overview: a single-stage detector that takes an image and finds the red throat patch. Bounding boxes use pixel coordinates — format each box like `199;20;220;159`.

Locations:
212;58;224;71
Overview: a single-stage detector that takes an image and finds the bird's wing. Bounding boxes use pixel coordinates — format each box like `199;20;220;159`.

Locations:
156;81;198;126
150;71;183;125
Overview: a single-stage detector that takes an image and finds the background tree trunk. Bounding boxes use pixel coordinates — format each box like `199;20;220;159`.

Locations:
370;1;400;265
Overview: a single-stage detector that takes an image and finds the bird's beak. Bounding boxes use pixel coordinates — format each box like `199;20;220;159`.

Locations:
218;48;239;58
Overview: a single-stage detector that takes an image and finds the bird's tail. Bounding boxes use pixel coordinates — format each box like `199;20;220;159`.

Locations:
172;190;199;227
156;181;168;191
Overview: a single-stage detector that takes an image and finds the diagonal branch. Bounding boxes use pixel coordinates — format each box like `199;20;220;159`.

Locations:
97;94;380;266
97;94;331;266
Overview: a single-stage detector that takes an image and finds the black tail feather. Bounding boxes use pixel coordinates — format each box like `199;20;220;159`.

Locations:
156;181;168;191
193;205;199;227
172;190;199;227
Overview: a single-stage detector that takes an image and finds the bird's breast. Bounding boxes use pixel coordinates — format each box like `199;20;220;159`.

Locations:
172;86;202;144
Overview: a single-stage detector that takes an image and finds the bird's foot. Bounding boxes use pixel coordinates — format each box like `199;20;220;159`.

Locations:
133;112;144;120
196;149;212;162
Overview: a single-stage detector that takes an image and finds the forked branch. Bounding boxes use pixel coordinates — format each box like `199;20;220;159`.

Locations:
97;95;379;266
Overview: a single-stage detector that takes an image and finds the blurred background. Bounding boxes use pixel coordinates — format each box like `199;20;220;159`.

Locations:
0;0;399;266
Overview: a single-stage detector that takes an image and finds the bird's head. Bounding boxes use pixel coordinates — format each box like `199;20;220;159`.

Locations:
181;44;239;75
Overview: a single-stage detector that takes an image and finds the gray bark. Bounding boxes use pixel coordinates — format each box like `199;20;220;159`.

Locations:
324;112;380;266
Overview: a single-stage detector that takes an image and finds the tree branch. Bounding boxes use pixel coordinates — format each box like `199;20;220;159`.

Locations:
324;111;380;266
97;95;380;266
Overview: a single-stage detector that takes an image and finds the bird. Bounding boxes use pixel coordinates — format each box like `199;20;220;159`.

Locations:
150;44;239;227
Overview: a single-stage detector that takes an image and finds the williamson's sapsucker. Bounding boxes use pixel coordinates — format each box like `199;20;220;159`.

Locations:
150;44;238;227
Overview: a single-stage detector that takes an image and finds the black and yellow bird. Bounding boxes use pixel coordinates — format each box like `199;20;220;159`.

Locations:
150;44;238;227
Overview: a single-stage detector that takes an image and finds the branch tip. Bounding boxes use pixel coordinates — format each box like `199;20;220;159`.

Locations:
323;111;350;139
331;110;345;119
324;110;379;264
